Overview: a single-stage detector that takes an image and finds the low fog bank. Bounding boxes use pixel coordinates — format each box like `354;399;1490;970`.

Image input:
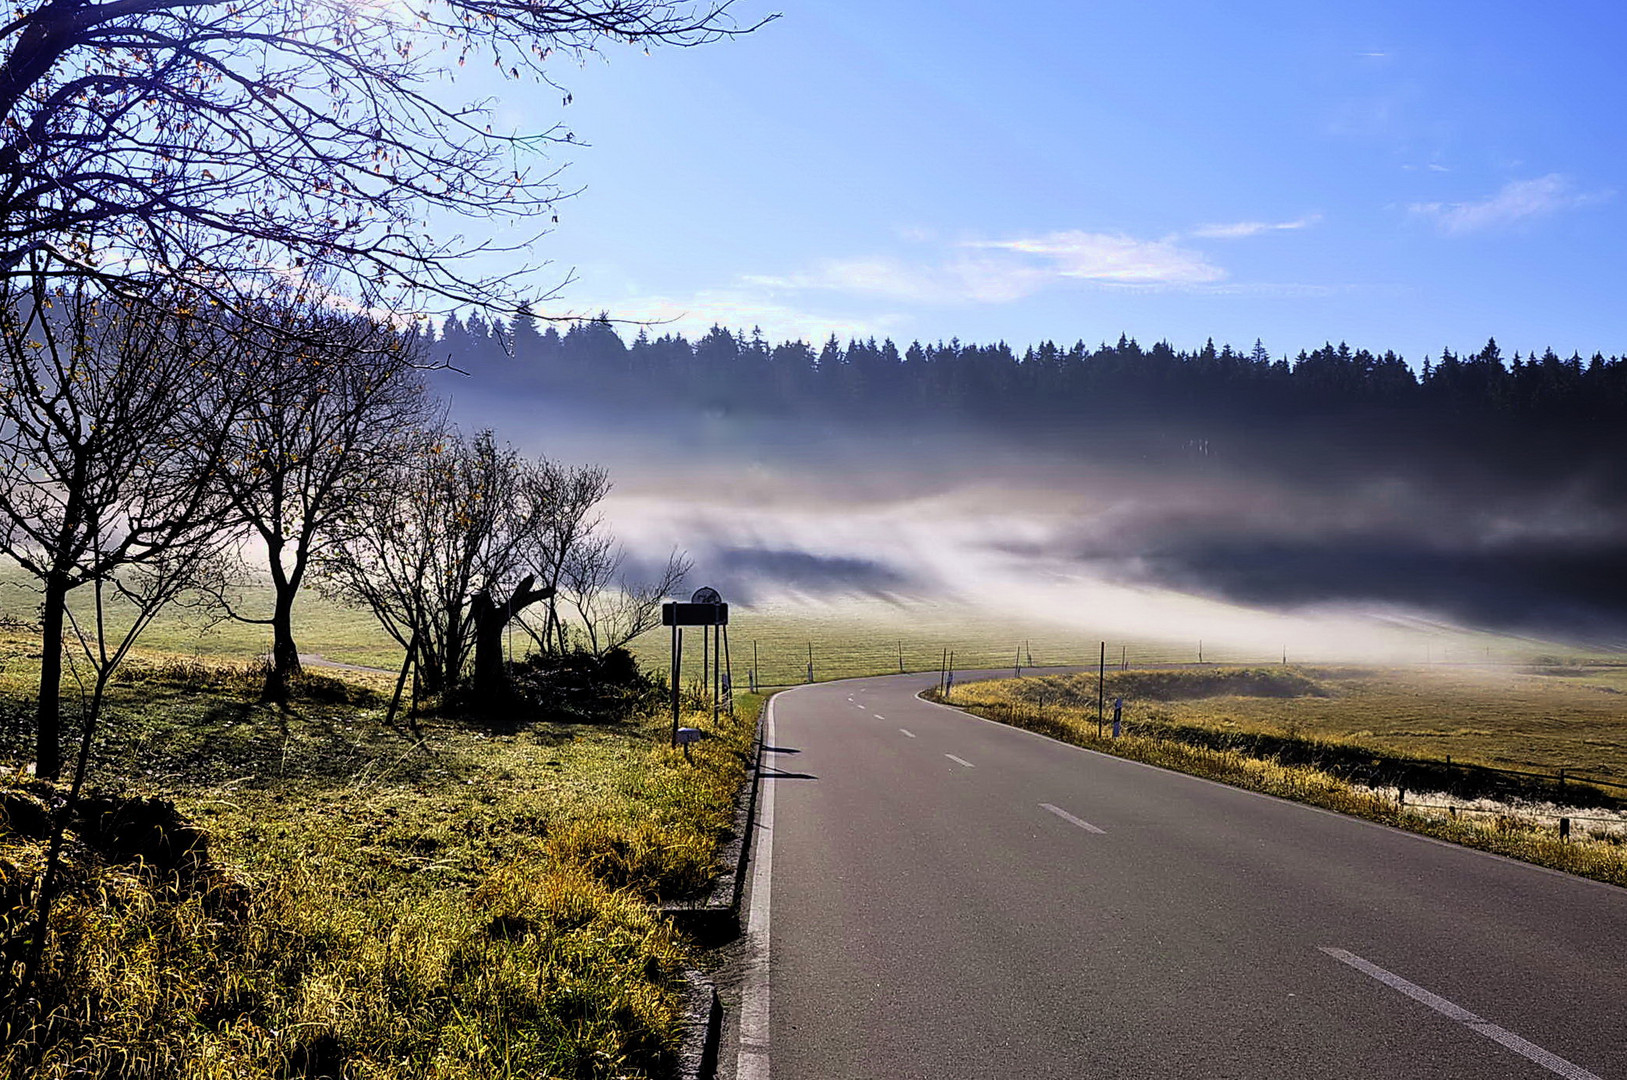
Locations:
438;383;1627;656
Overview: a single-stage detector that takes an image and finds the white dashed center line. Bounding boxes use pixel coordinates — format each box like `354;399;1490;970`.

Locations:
1320;948;1604;1080
899;728;916;738
945;754;974;768
1041;802;1106;834
873;713;885;720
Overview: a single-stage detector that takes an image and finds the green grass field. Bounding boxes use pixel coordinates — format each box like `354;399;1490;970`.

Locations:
0;631;760;1079
5;555;1607;687
957;664;1627;784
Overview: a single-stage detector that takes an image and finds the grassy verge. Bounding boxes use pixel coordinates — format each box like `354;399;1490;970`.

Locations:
1;635;759;1079
940;673;1627;890
992;665;1627;783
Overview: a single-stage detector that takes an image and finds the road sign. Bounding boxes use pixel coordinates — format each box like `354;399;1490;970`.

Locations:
662;602;729;626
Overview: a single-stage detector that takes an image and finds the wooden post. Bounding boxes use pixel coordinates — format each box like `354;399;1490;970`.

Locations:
1097;641;1105;739
1121;644;1127;671
899;640;905;674
752;640;759;693
723;626;734;716
1560;817;1571;840
806;642;814;683
670;625;682;747
1198;639;1203;664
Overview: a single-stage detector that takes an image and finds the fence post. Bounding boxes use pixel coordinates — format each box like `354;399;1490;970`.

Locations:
1096;641;1105;739
1560;817;1571;841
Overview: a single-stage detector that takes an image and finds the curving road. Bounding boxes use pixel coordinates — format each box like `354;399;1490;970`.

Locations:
730;671;1627;1080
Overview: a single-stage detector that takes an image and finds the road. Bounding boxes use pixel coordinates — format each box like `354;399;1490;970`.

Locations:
731;671;1627;1080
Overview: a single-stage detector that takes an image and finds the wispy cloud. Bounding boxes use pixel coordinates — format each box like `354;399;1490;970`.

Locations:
746;254;1046;305
750;231;1223;305
966;231;1226;286
1410;174;1610;235
598;289;898;342
736;218;1325;311
1190;214;1322;240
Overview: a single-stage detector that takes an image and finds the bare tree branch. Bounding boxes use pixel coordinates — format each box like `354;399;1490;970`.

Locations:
0;0;773;314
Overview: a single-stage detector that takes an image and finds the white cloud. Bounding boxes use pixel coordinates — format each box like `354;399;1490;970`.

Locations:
1410;174;1610;235
965;230;1226;286
595;289;897;343
750;230;1225;306
1190;214;1322;240
748;252;1051;305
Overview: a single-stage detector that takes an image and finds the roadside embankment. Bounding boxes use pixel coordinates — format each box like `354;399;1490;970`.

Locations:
936;670;1627;889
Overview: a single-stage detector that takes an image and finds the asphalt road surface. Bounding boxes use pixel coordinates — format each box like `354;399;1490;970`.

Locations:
732;671;1627;1080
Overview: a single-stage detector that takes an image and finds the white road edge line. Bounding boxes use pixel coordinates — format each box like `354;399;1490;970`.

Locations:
945;753;974;768
899;728;916;738
1319;947;1603;1080
1041;802;1106;834
736;696;779;1080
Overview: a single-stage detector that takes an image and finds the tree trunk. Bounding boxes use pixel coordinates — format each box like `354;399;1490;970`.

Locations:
470;590;505;704
262;578;302;700
469;576;553;708
415;630;443;696
34;572;69;780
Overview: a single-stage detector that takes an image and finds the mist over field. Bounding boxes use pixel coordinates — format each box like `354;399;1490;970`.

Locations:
439;364;1627;658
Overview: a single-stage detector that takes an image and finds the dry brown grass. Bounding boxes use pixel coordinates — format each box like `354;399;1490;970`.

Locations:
1002;664;1627;780
0;633;759;1080
946;672;1627;890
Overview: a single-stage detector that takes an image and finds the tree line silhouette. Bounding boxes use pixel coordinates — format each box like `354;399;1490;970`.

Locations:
433;314;1627;453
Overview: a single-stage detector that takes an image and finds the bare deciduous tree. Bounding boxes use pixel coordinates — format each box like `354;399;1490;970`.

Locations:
0;256;240;779
0;0;764;310
212;293;430;699
561;543;689;656
317;429;571;706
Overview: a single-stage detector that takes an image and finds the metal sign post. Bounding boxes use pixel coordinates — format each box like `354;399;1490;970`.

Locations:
661;588;730;748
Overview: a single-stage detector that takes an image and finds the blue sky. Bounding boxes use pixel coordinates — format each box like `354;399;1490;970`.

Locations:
470;0;1626;361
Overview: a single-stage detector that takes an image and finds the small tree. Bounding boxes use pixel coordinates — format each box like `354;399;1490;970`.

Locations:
562;543;690;656
0;258;239;778
530;459;613;653
318;429;583;707
213;294;429;698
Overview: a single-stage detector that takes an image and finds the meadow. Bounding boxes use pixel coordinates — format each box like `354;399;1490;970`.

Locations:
1;556;1598;688
944;667;1627;887
0;626;760;1079
981;664;1627;780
